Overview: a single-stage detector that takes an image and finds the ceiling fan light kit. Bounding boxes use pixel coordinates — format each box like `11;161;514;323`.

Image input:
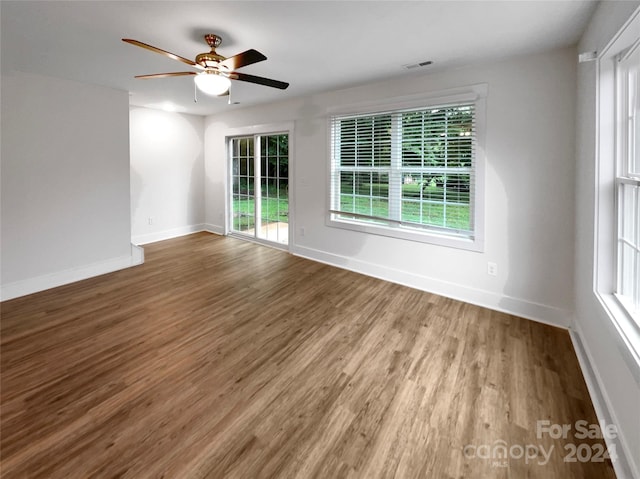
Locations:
123;34;288;99
194;71;231;96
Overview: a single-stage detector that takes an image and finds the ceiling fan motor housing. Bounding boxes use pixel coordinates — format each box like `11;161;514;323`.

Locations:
196;34;226;68
196;51;226;68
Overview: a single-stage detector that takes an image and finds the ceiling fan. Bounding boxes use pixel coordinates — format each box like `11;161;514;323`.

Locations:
122;34;289;96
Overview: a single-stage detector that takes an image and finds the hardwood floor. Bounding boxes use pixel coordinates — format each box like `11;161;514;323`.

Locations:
1;233;616;478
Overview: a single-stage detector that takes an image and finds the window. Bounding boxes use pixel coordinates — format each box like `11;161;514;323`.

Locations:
616;41;640;322
329;88;485;250
594;10;640;359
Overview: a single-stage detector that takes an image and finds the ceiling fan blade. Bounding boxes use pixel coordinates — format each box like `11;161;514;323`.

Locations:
232;72;289;90
122;39;199;68
134;72;197;79
219;49;267;71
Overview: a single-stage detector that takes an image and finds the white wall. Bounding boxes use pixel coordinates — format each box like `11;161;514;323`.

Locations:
1;72;140;300
130;107;205;245
205;47;577;327
575;2;640;478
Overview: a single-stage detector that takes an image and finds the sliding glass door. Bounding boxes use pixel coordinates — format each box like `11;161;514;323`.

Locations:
230;134;289;245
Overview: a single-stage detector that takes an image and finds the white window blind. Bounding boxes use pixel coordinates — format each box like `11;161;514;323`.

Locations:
330;102;476;239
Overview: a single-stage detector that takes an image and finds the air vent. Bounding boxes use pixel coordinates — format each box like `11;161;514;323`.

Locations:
403;60;433;70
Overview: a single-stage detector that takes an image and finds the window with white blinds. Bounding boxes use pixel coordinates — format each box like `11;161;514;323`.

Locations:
329;96;484;249
616;41;640;322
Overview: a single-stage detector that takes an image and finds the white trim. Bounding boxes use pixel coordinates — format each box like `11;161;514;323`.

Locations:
229;232;289;252
132;243;145;264
326;83;488;116
0;244;144;301
586;12;640;477
132;223;206;245
288;126;296;248
598;293;640;379
325;216;482;251
204;223;225;235
598;7;640;60
291;244;572;328
570;326;640;479
223;122;295;139
594;7;640;363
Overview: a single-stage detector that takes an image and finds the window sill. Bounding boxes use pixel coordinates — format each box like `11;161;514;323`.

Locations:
614;294;639;326
597;292;640;373
327;216;483;252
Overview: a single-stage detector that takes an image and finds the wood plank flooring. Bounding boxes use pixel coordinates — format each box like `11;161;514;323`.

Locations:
1;233;616;478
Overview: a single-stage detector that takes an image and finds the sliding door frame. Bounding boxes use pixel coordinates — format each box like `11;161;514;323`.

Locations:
225;122;294;250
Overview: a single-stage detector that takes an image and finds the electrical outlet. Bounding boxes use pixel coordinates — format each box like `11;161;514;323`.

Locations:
148;217;154;225
300;227;305;237
487;262;498;276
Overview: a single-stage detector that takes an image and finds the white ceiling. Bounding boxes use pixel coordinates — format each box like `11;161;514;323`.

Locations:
1;1;597;116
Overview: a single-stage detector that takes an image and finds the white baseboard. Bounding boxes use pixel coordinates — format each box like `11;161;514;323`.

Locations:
570;326;638;479
132;224;207;245
291;244;572;329
203;223;225;235
0;243;145;301
132;243;145;264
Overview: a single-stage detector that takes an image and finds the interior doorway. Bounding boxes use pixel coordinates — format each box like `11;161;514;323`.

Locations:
230;133;289;246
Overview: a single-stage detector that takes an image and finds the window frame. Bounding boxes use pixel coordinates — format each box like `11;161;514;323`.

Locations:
614;39;640;324
594;10;640;366
326;85;487;252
